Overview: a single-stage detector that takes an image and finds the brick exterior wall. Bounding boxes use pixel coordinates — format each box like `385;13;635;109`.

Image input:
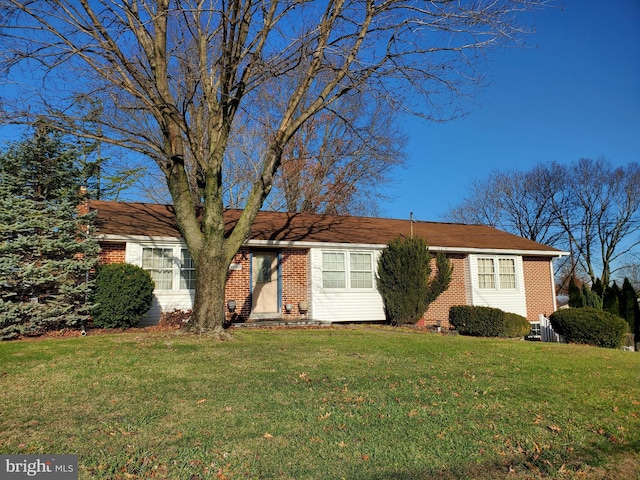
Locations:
224;247;309;323
416;254;557;328
522;256;556;321
280;248;309;320
224;248;252;322
418;253;467;329
98;238;556;326
98;242;126;264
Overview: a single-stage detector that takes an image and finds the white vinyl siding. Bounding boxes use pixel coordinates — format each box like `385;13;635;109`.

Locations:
311;248;385;322
131;243;196;326
468;255;527;318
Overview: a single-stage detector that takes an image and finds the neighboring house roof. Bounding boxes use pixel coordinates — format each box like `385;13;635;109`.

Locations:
89;200;564;256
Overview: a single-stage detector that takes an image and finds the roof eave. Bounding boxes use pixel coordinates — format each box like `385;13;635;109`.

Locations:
98;234;567;257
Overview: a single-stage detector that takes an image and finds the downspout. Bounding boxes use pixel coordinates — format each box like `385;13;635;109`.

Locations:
550;257;559;314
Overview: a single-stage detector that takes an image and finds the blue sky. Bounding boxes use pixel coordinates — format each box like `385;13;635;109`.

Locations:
384;0;640;222
1;1;638;223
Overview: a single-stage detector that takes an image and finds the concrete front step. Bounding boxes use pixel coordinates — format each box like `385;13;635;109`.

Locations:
230;319;332;328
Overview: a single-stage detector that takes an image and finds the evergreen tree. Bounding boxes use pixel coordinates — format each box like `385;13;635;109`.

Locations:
376;236;452;326
0;127;99;339
568;277;585;308
592;278;604;298
582;284;603;310
603;282;621;318
620;278;639;334
426;252;454;306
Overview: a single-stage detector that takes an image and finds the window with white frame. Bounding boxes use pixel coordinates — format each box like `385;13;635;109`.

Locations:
349;252;373;288
477;258;496;289
141;246;196;291
321;250;373;290
498;258;516;289
477;256;518;290
179;249;196;290
142;247;174;290
322;251;346;288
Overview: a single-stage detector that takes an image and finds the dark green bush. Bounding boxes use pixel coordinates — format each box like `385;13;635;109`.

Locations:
376;236;428;325
377;236;452;326
549;308;627;349
449;306;529;338
91;263;154;328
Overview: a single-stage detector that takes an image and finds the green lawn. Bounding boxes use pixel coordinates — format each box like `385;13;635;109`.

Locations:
1;326;639;479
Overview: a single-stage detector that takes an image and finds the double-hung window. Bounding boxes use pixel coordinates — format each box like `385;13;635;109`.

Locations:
179;249;196;290
498;258;516;289
477;258;496;289
476;256;517;290
142;247;174;290
141;246;196;291
321;251;373;290
349;253;373;289
322;252;346;288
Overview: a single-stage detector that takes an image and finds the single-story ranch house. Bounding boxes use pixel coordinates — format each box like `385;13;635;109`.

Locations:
90;200;566;328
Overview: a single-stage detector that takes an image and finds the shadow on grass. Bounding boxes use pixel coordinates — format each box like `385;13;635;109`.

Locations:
350;444;639;480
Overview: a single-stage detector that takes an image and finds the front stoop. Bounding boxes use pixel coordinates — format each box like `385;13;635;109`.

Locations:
230;319;332;328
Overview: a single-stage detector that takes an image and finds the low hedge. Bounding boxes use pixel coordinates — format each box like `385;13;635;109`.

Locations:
549;308;627;349
449;306;531;338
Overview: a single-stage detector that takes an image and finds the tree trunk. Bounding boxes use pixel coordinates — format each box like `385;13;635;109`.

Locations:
183;246;231;339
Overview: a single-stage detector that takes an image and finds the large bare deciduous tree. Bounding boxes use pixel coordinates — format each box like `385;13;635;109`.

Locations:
552;159;640;287
447;165;564;246
446;159;640;289
0;0;549;337
269;93;406;215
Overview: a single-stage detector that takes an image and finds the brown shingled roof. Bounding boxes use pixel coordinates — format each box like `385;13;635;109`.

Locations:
90;200;562;254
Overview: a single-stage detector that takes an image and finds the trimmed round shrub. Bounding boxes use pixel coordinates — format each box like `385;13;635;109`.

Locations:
503;312;532;338
549;308;627;349
91;263;154;328
449;306;531;338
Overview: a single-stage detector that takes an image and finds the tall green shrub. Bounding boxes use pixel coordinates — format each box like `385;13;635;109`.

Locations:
620;278;639;334
426;252;453;306
603;282;620;317
568;277;585;308
591;278;604;298
0;129;99;340
376;236;452;326
92;263;154;328
582;284;603;309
